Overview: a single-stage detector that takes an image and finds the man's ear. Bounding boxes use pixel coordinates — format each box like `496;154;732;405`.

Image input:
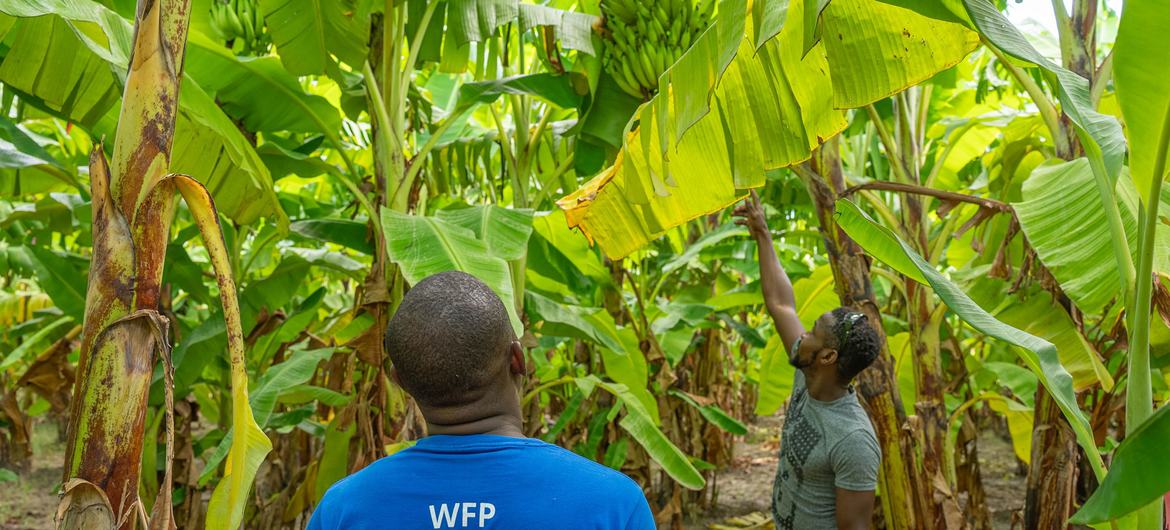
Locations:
818;348;838;367
509;341;525;375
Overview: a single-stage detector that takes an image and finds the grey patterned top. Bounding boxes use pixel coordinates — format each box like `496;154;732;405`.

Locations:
771;370;880;530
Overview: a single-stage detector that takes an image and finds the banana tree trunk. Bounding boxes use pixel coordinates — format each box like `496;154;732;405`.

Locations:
1024;1;1097;523
803;139;922;530
60;1;191;528
905;284;955;528
1024;388;1078;529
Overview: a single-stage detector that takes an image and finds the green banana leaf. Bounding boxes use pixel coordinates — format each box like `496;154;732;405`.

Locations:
669;388;748;435
436;205;534;262
1014;159;1170;314
447;0;597;54
833;198;1105;479
526;290;625;353
289;219;375;255
455;73;587;113
1113;0;1170;203
248;347;336;428
530;209;611;286
967;279;1114;391
793;265;840;328
381;209;523;335
184;32;342;135
313;410;356;502
575;375;706;490
885;332;918;417
600;328;658;421
0;116;69;195
754;334;796;415
0;0;285;226
0;314;71;370
259;0;369;76
7;246;87;320
961;0;1125;186
1070;405;1170;524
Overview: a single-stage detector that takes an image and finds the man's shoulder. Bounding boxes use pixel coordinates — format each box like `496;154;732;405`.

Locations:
323;437;642;497
526;439;645;494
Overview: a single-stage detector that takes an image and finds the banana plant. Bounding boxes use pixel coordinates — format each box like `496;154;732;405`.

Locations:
52;1;267;528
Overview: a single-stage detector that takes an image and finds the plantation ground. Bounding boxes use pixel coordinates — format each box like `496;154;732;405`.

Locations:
0;416;1026;530
684;414;1026;530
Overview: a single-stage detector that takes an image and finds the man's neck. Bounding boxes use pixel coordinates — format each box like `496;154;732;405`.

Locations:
425;412;524;437
420;386;525;438
802;368;849;402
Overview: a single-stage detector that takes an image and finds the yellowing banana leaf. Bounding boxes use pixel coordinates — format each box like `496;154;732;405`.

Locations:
834;198;1105;480
381;209;523;335
161;175;272;530
820;0;978;108
559;0;973;259
0;0;285;226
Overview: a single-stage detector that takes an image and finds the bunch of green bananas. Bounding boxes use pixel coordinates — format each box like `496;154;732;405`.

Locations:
600;0;715;99
210;0;266;54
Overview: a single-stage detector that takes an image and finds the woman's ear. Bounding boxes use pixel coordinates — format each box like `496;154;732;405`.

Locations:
509;341;526;375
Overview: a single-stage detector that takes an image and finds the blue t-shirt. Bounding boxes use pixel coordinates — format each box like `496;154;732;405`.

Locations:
307;434;656;529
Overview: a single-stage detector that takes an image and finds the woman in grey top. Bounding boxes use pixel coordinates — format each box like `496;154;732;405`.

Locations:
735;192;882;530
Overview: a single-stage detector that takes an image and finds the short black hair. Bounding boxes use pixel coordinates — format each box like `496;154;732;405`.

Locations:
384;271;513;407
829;307;880;381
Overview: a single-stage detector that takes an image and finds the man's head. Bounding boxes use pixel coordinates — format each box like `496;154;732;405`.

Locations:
384;271;524;408
789;307;880;383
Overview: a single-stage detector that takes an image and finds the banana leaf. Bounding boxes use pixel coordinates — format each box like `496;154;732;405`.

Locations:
381;209;523;335
1113;0;1170;204
259;0;370;76
436;205;534;262
575;375;706;490
1071;405;1170;524
164;175;272;530
833;198;1105;480
184;32;342;135
1014;159;1170;314
0;0;285;226
559;0;972;259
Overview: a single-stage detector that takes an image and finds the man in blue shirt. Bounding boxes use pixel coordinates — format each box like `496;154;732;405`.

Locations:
308;271;655;529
